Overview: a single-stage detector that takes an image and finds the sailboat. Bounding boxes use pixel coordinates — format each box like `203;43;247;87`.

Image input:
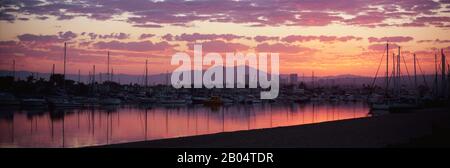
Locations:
370;43;419;112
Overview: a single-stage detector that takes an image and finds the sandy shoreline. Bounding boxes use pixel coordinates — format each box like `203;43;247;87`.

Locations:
95;108;450;148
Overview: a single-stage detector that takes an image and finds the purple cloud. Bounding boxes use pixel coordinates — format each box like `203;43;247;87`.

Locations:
58;31;77;40
17;31;77;43
368;43;400;51
368;36;414;43
256;43;313;53
139;33;155;40
417;39;450;43
92;40;174;52
175;33;245;42
132;24;164;28
254;36;279;42
162;34;174;41
1;0;448;28
281;35;362;43
187;40;249;52
84;32;130;40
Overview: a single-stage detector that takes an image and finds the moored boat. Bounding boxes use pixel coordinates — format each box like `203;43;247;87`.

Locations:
100;98;122;105
21;98;47;107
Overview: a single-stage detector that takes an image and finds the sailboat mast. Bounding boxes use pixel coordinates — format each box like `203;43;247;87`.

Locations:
111;68;114;82
145;59;148;87
107;51;110;81
12;59;15;80
385;42;389;96
93;65;96;84
63;42;67;89
166;70;169;85
397;47;401;93
78;69;81;83
392;53;395;93
312;71;315;91
434;52;438;97
52;64;55;75
63;42;67;78
442;49;446;98
414;53;417;89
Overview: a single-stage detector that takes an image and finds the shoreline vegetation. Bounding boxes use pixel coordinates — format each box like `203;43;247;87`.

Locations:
95;107;450;148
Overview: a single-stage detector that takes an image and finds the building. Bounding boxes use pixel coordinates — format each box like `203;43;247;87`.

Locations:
289;73;298;84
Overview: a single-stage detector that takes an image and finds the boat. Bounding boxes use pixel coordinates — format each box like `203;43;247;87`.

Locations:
233;95;245;104
159;99;187;105
0;93;20;106
250;99;262;104
100;98;122;105
369;43;420;112
204;96;223;106
192;96;208;104
47;97;82;108
137;97;157;104
21;98;47;107
221;97;234;104
295;96;310;103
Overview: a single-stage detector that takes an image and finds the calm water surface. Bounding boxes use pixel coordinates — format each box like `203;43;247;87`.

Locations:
0;102;370;147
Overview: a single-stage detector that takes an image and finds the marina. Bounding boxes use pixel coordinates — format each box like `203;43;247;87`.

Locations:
0;42;449;148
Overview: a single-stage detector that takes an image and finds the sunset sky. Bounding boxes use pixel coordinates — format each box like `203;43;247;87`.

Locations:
0;0;449;77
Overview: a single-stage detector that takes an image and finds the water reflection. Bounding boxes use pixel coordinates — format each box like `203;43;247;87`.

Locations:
0;102;370;148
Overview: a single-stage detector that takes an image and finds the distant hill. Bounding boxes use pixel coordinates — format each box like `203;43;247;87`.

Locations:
0;70;170;85
0;69;442;88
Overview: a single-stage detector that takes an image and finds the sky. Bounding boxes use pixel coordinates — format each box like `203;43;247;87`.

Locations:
0;0;449;77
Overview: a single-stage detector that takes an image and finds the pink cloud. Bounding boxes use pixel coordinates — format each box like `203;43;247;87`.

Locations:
187;40;249;52
292;12;343;26
162;34;174;41
2;0;448;28
139;33;155;40
368;36;414;43
368;43;400;51
17;31;77;43
281;35;362;43
254;36;279;42
175;33;245;42
132;24;163;28
417;39;450;43
83;32;130;40
256;43;313;53
93;40;174;52
344;14;386;26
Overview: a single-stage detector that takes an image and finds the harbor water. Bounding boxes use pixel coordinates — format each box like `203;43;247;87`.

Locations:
0;102;370;147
